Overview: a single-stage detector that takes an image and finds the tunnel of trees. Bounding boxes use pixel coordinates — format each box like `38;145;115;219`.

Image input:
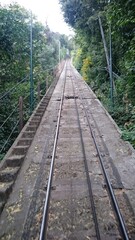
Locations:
0;1;135;160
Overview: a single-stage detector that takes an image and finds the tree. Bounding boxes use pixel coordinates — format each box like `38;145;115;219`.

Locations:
60;0;135;147
0;3;72;159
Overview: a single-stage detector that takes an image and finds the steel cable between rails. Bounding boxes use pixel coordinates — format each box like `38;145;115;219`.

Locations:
39;61;67;240
70;74;101;240
72;68;130;240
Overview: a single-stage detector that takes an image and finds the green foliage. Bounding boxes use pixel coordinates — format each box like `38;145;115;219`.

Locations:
0;3;72;160
122;130;135;148
0;4;30;85
121;109;135;147
60;0;135;148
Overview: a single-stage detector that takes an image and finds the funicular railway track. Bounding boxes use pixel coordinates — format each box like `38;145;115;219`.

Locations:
0;60;134;240
39;61;130;240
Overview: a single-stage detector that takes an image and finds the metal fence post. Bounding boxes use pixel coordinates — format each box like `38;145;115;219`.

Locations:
30;11;34;113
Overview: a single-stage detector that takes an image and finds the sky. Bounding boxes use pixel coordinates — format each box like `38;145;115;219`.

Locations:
0;0;74;36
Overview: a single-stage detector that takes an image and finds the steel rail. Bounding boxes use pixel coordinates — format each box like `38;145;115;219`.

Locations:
39;62;67;240
72;68;129;240
70;73;101;240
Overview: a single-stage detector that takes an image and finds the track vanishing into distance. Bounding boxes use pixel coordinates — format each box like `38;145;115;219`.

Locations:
0;60;135;240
